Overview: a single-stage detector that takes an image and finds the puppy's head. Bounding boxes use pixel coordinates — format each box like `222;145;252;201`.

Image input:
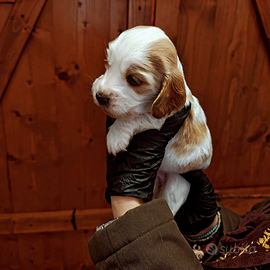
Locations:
92;26;186;119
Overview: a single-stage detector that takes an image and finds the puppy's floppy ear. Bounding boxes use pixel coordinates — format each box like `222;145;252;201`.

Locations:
151;69;186;119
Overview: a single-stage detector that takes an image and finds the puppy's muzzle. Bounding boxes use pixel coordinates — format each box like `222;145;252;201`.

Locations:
96;93;110;106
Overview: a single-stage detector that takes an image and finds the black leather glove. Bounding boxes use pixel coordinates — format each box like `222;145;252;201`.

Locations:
105;103;191;204
174;170;218;235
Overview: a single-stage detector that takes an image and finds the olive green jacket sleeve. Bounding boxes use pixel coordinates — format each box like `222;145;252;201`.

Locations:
88;198;204;270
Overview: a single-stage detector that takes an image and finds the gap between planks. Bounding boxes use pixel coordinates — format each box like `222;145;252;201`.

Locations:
0;186;269;235
0;208;113;235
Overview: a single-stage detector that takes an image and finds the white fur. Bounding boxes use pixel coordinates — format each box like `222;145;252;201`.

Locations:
92;26;212;215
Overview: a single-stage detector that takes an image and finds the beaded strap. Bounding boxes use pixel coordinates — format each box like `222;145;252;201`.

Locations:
185;211;221;243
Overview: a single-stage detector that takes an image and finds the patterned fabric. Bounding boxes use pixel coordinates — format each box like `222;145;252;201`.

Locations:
203;202;270;269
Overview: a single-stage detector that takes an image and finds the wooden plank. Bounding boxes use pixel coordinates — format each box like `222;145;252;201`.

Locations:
61;230;93;269
0;0;47;102
157;0;270;188
128;0;153;28
154;0;181;44
0;4;13;214
1;1;114;268
174;0;217;95
83;0;111;76
3;0;105;213
216;185;270;197
0;105;13;214
0;3;13;34
52;0;110;210
0;231;95;269
218;197;269;216
13;231;94;269
254;0;270;49
204;0;270;188
0;0;15;2
43;0;83;211
0;208;112;235
0;188;269;235
16;233;64;269
2;0;64;213
0;235;20;269
109;0;128;40
216;186;270;215
2;0;123;215
78;0;115;210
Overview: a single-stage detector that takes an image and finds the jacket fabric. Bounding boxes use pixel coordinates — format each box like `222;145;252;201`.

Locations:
88;198;245;269
89;198;203;269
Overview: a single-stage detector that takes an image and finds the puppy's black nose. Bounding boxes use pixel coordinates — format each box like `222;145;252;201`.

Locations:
96;93;110;106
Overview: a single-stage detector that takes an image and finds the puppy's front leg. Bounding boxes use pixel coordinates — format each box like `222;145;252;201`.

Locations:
107;119;136;155
107;116;164;155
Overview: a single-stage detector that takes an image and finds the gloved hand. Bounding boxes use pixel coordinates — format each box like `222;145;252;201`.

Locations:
174;170;218;236
105;103;191;204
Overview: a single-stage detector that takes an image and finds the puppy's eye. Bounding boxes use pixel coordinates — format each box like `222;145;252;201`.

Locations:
127;75;142;86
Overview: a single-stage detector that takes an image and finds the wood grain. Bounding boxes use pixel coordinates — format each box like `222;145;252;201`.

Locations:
0;208;112;235
3;0;64;214
128;0;153;28
0;0;47;102
205;0;270;188
0;4;13;214
51;0;88;211
1;1;125;269
2;0;117;213
0;105;12;214
156;0;270;188
155;0;181;44
15;231;94;269
0;0;270;269
254;0;270;49
0;3;13;32
1;189;269;235
215;186;270;215
0;235;20;270
109;0;128;40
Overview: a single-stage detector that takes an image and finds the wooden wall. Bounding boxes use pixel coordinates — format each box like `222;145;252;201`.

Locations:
155;0;270;188
0;0;269;269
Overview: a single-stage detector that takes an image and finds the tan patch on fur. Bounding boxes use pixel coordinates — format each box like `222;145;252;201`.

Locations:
149;39;178;67
126;63;148;75
147;54;166;90
180;110;208;146
125;64;153;95
151;72;186;119
172;110;210;171
148;39;186;119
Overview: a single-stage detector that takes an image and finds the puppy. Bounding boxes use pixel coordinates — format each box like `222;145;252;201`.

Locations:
92;26;212;215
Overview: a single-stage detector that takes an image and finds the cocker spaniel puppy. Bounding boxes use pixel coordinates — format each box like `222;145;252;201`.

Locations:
92;26;212;215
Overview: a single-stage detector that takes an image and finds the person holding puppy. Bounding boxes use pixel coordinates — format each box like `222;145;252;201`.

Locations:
88;105;270;270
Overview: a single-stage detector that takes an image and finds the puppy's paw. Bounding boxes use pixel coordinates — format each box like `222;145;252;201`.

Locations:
107;128;130;156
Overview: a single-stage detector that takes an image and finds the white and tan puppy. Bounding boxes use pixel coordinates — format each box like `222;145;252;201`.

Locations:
92;26;212;215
